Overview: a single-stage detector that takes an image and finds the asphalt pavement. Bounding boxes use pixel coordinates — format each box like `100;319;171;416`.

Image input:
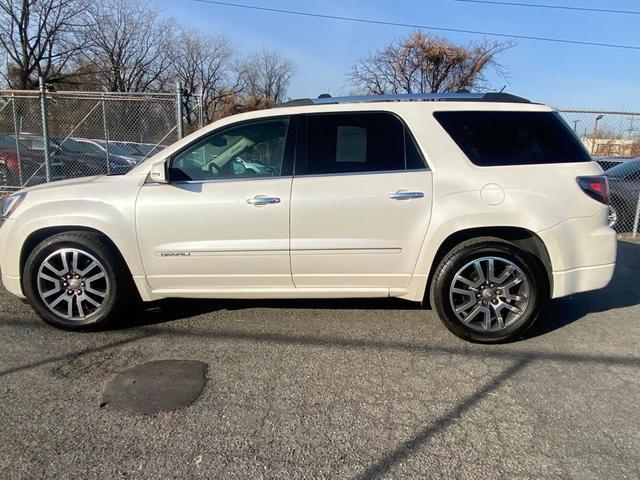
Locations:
1;240;639;479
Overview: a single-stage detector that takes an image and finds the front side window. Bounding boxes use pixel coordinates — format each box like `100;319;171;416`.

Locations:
169;118;290;181
302;112;420;175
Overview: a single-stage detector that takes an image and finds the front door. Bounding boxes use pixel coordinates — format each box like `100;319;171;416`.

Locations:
136;116;296;294
290;112;432;289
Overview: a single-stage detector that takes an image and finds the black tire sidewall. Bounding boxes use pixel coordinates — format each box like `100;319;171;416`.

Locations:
432;242;547;343
23;234;124;331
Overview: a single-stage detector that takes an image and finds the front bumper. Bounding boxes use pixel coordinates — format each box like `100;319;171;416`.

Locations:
0;218;25;299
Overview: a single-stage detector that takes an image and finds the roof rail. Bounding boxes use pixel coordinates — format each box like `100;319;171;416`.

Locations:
279;92;531;107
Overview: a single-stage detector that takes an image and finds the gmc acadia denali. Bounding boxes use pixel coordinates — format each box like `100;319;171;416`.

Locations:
0;92;617;343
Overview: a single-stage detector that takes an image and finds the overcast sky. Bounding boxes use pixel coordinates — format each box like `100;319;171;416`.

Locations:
157;0;640;110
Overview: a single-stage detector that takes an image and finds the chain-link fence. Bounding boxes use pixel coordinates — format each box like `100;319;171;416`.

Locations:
0;80;201;193
1;91;639;237
559;110;640;237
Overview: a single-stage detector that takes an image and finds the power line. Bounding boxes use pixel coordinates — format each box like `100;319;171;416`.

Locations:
192;0;640;51
453;1;640;16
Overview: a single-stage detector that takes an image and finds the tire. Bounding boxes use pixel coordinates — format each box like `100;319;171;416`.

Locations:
23;231;134;331
0;163;15;187
429;237;548;343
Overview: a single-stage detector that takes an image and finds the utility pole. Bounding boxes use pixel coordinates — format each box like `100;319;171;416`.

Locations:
591;114;604;155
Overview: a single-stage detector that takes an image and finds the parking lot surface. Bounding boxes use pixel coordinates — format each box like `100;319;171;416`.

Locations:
1;241;639;479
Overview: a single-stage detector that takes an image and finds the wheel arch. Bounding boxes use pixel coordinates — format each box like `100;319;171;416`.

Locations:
20;226;136;294
424;226;553;306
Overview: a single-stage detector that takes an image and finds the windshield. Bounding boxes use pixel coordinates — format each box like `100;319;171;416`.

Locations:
605;160;640;179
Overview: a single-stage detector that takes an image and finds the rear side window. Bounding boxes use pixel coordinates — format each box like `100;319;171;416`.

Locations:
301;112;425;175
434;111;591;166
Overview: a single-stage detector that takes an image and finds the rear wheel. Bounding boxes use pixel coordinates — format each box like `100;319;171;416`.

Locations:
430;237;548;343
23;232;133;331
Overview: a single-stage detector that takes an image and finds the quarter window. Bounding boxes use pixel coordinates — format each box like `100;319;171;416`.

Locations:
169;118;290;181
434;111;591;166
302;112;423;175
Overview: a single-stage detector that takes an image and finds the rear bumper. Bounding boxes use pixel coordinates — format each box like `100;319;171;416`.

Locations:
537;208;617;298
551;263;616;298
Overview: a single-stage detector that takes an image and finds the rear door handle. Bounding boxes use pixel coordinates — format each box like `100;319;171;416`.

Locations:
247;196;281;206
389;191;424;200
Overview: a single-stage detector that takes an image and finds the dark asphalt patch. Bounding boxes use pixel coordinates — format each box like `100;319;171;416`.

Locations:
102;360;207;414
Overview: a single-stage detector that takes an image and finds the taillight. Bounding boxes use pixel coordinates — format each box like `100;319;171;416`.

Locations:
576;176;610;205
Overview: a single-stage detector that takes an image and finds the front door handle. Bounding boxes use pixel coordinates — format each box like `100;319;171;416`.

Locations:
389;191;424;200
247;196;281;206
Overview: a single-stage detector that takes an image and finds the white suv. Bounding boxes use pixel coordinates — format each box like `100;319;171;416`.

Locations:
0;93;617;343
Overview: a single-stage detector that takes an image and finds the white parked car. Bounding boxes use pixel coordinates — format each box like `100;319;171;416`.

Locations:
0;93;616;343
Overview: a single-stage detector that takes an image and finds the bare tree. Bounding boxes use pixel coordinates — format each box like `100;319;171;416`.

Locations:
0;0;90;89
348;31;514;94
82;0;173;92
170;29;237;125
238;49;295;108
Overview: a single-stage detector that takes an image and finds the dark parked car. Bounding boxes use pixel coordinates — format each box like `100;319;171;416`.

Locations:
604;159;640;232
17;135;134;178
50;137;135;175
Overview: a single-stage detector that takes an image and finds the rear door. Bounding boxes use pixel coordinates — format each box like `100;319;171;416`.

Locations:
289;111;432;289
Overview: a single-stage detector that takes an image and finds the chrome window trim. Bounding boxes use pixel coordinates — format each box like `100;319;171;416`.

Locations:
292;168;429;180
145;167;430;186
148;174;293;187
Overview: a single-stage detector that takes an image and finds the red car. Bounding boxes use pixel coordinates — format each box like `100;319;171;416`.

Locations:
0;133;23;187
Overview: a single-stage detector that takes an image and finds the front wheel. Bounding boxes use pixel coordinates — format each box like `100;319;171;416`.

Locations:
23;232;134;331
430;238;548;343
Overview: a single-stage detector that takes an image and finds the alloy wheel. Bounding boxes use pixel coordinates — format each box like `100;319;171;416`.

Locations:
449;256;530;332
36;248;109;323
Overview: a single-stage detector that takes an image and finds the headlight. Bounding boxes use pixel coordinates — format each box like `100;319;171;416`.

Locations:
1;192;27;219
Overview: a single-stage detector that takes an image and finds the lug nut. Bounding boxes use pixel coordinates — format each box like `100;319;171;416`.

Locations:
482;300;488;305
67;290;73;295
76;289;82;295
81;282;85;287
496;289;502;295
492;299;498;305
75;274;80;279
476;294;481;298
63;282;68;287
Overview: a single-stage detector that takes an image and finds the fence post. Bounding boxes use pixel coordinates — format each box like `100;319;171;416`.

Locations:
102;93;110;175
198;86;204;129
633;191;640;238
10;94;23;186
176;81;184;140
39;77;51;183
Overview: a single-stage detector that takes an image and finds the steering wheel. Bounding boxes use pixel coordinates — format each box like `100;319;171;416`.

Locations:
208;162;220;176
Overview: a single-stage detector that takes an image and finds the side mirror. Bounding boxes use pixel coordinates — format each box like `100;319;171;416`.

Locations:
149;158;168;183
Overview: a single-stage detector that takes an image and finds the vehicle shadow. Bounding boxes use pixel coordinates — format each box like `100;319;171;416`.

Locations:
526;239;640;338
123;240;640;339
